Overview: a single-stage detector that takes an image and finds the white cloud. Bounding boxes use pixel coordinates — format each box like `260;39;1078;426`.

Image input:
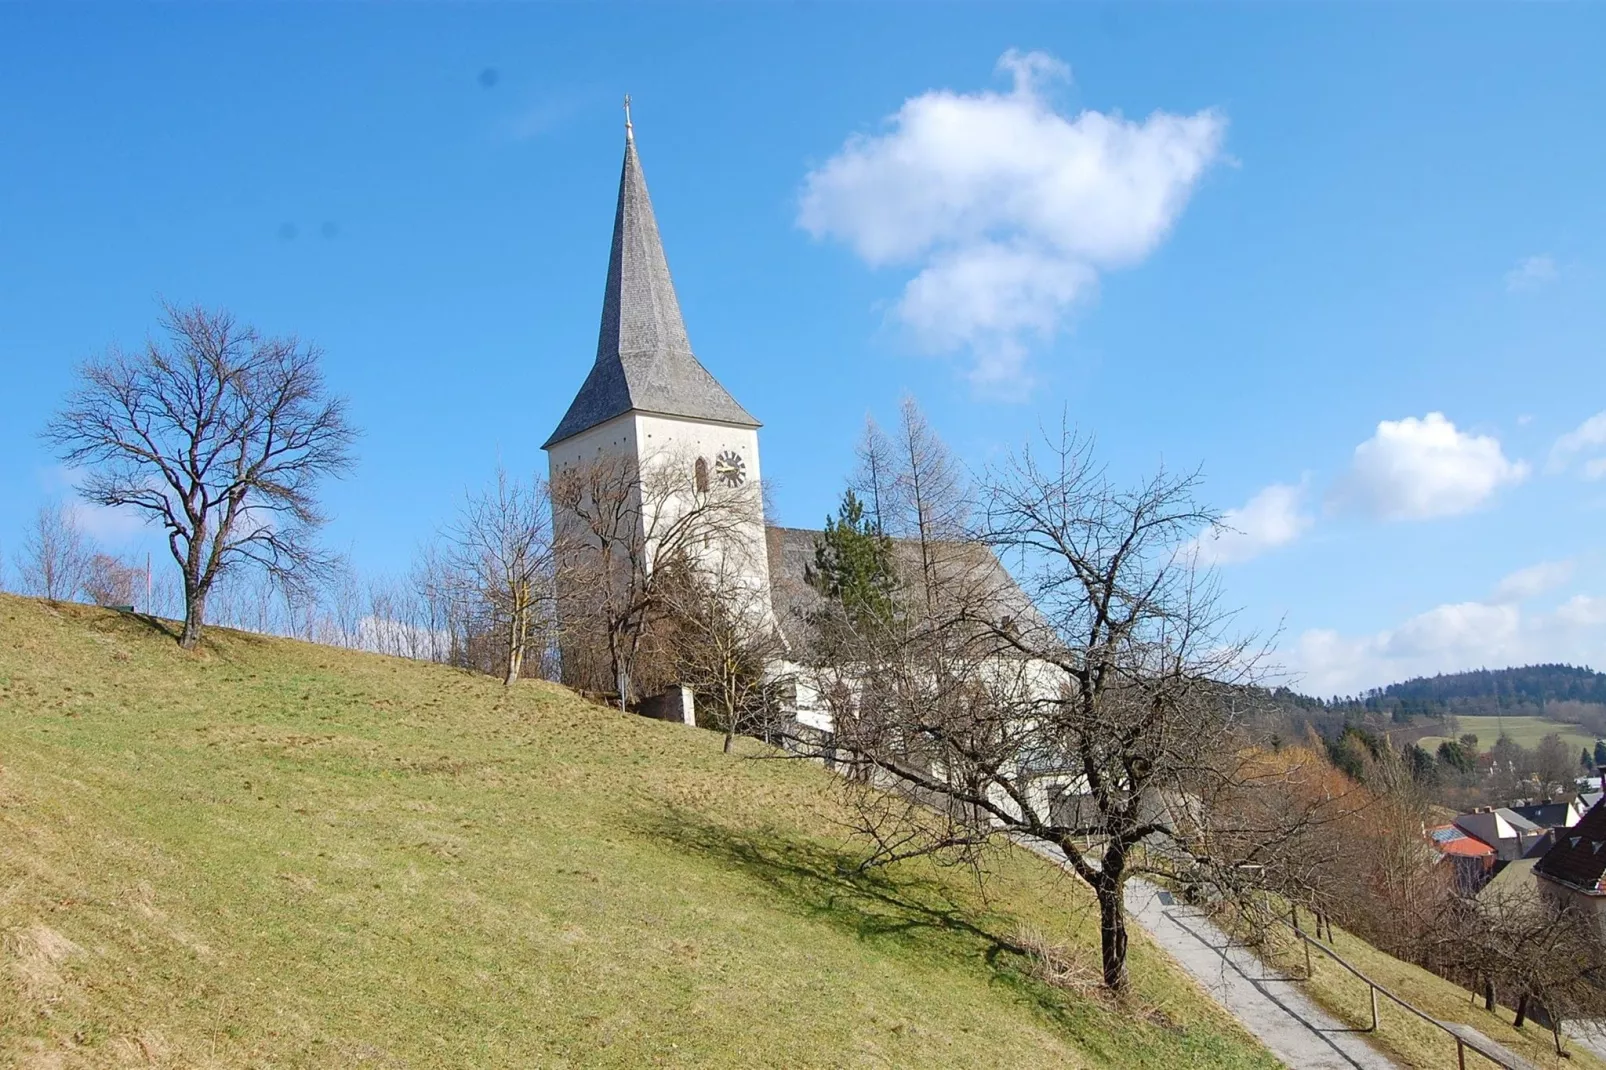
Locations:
1549;410;1606;477
1556;595;1606;629
1332;413;1528;521
1287;595;1606;697
35;465;150;546
65;501;148;544
1491;559;1574;604
1192;481;1312;566
799;50;1226;391
1505;254;1558;292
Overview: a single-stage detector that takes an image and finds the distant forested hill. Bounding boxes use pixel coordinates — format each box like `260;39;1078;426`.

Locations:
1379;664;1606;709
1261;663;1606;740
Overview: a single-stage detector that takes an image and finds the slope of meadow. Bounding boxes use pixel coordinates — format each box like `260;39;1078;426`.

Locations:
1415;713;1597;754
0;595;1278;1069
1256;914;1602;1070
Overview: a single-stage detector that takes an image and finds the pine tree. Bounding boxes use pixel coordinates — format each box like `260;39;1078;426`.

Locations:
806;490;898;632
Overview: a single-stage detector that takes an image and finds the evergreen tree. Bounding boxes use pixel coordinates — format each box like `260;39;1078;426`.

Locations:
807;490;898;632
1594;738;1606;768
1403;742;1438;784
1438;739;1475;775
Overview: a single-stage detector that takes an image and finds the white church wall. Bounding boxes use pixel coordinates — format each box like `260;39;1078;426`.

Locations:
544;411;644;527
778;660;839;733
633;411;773;610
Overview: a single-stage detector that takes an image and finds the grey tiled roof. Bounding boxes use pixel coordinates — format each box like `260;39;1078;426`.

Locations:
544;131;758;449
1453;808;1546;862
1536;797;1606;893
1509;800;1575;830
765;526;1048;657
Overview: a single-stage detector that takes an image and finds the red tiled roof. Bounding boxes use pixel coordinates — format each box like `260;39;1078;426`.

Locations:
1427;825;1495;858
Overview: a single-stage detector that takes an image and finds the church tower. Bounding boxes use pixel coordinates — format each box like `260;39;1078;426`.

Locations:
543;107;774;679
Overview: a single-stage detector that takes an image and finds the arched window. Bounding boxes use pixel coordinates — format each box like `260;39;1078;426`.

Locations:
694;456;710;492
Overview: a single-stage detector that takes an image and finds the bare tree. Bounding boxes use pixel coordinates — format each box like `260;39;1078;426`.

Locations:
810;419;1321;991
447;467;556;685
1426;885;1606;1056
549;449;766;710
408;541;472;665
83;552;143;608
851;415;898;533
15;503;94;603
879;396;971;614
658;547;789;753
1533;732;1575;795
43;304;356;648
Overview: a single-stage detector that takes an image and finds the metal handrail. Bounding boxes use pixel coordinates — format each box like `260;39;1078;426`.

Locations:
1268;909;1537;1070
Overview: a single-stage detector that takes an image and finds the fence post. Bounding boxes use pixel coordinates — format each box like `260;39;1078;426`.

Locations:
1456;1037;1466;1070
1369;984;1379;1032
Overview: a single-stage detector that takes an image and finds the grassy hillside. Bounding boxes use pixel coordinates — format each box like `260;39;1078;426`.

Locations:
1415;713;1597;754
1255;916;1603;1070
0;595;1278;1069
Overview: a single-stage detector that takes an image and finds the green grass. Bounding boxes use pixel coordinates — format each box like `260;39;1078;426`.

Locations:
1253;918;1605;1070
1416;713;1599;754
0;595;1278;1069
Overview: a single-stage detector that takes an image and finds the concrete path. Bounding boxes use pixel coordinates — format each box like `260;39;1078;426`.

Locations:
1566;1022;1606;1062
1122;879;1401;1070
1014;839;1401;1069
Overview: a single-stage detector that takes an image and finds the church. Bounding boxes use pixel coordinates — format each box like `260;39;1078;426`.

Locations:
540;109;823;726
542;111;1034;736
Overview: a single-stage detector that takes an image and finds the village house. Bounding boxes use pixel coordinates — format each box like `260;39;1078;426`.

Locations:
1533;797;1606;938
1451;806;1547;863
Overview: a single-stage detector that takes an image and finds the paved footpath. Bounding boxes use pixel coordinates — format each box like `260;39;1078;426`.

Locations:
1015;839;1401;1069
1122;878;1401;1070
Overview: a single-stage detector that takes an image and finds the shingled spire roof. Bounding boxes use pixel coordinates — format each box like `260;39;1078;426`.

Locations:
543;112;759;449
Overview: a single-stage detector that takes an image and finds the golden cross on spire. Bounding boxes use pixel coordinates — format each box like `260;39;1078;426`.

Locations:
623;94;634;142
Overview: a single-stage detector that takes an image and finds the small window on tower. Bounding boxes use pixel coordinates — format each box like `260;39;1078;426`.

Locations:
694;457;710;492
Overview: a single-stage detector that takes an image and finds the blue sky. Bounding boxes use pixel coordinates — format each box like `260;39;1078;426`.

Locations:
2;4;1603;695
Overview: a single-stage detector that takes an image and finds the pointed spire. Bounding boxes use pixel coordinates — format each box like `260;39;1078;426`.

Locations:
544;110;759;449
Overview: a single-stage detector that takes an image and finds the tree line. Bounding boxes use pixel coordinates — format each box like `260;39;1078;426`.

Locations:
1267;664;1606;730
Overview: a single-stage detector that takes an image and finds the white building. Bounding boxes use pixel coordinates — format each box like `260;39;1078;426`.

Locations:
543;114;1045;737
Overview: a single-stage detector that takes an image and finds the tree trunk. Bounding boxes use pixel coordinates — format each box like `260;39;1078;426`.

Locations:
180;587;207;649
723;727;735;754
504;606;525;686
1515;992;1529;1029
1484;978;1496;1012
1095;876;1129;991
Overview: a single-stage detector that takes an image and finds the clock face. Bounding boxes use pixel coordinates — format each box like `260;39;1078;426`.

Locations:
714;449;746;487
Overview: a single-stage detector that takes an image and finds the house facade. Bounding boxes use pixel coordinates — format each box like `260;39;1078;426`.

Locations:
1533;797;1606;937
